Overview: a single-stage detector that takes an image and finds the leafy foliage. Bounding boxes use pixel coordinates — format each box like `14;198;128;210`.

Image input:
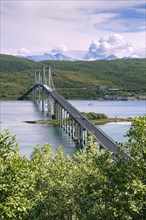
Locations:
0;117;146;219
82;112;108;120
0;130;35;219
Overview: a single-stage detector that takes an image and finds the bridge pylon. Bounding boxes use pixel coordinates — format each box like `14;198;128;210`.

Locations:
19;66;131;158
33;69;41;102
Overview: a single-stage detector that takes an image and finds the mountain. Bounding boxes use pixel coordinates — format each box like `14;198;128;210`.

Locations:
17;52;140;62
25;53;54;61
83;53;120;61
122;56;139;60
54;53;75;61
24;53;74;62
104;55;119;60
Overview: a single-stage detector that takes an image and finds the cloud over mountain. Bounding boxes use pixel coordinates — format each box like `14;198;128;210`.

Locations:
17;48;31;56
1;1;145;56
17;33;144;61
51;44;68;53
84;34;137;60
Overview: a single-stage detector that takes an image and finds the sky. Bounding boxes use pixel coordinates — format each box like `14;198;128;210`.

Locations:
1;0;146;59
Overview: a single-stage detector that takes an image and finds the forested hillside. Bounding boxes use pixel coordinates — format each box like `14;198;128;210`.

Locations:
0;54;146;100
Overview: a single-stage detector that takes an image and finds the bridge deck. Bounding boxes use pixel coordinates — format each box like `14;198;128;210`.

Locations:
43;85;130;159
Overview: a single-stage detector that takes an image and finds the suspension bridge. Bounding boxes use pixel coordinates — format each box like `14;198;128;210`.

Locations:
18;66;131;159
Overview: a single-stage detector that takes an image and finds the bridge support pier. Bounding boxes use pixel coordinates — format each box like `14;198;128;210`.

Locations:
31;67;91;149
20;66;130;159
51;101;89;148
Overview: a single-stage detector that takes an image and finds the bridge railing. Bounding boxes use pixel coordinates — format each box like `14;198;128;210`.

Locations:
18;66;132;160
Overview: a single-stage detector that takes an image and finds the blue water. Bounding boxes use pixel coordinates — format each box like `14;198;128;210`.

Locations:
0;101;79;158
69;100;145;143
0;100;145;157
69;100;146;118
98;122;131;143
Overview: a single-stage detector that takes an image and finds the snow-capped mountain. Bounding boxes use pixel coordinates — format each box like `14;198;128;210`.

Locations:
54;53;75;61
83;54;120;61
20;52;135;62
24;53;75;62
104;55;119;60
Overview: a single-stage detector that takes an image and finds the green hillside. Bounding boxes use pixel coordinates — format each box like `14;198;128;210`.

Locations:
0;54;146;100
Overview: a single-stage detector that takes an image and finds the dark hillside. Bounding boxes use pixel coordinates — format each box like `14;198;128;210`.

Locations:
42;59;146;99
0;54;40;99
0;54;145;100
0;54;38;72
42;59;146;91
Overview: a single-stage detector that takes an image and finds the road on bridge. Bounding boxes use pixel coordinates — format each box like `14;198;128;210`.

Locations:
43;85;130;159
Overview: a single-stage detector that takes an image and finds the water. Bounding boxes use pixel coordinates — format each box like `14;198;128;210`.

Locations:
69;100;146;118
69;100;145;143
0;101;79;158
0;100;145;157
98;122;131;143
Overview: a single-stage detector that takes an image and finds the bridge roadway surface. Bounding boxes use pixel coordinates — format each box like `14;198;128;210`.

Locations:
43;85;130;159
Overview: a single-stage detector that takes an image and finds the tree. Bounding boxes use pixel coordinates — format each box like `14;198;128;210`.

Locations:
0;116;145;219
0;129;35;219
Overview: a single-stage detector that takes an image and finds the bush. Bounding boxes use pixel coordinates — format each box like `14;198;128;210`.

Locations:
82;112;108;120
0;116;146;219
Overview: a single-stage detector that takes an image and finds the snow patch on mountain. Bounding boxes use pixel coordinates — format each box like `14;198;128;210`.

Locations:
24;53;75;61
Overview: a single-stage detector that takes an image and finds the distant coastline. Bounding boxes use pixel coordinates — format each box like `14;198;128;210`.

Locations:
97;96;146;101
129;96;146;100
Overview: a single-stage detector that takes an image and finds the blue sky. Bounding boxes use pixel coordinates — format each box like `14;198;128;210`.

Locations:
94;3;145;33
1;0;146;58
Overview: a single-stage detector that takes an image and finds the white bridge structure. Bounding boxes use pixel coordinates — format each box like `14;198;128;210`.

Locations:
18;66;131;159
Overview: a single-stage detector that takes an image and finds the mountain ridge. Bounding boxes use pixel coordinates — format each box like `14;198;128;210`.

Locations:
17;52;136;62
20;53;75;62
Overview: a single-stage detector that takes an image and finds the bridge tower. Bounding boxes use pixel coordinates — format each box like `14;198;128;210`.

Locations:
18;66;131;158
33;69;41;102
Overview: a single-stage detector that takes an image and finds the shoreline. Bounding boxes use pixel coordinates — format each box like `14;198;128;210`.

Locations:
92;117;133;125
25;117;134;126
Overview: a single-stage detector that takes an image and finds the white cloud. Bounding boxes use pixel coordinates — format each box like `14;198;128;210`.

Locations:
1;1;145;55
84;34;135;60
51;44;68;53
17;48;31;56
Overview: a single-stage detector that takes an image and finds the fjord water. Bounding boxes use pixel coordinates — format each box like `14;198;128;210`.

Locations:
69;100;145;118
69;100;146;143
0;101;79;158
0;100;145;157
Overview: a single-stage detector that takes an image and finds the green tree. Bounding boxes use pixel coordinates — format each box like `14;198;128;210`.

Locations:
0;130;36;219
0;116;145;219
